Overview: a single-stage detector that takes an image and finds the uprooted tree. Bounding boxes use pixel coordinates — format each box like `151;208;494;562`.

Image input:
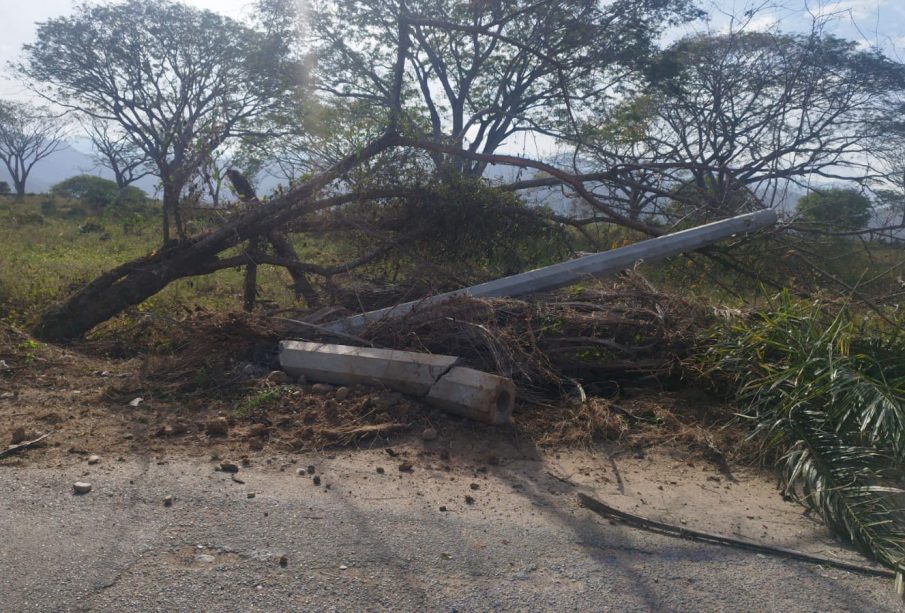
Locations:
22;2;905;343
28;0;708;341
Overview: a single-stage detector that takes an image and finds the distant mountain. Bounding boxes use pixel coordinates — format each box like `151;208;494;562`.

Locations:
0;141;158;195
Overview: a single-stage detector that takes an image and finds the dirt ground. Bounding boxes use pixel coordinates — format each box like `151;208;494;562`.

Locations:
0;318;901;611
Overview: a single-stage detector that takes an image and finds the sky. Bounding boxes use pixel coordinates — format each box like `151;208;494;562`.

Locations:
0;0;902;190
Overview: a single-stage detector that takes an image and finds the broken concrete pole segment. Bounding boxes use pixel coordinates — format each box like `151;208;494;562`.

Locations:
278;341;514;425
279;341;459;396
327;209;778;333
426;367;514;425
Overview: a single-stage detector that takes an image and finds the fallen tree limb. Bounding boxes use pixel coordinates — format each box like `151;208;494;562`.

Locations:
0;432;51;460
577;492;896;578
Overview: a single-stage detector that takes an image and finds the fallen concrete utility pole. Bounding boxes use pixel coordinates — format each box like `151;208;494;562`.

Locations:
279;341;514;425
326;209;777;333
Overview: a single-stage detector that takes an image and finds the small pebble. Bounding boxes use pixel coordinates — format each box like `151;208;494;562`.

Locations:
339;564;348;570
218;461;240;473
421;427;438;441
311;383;334;394
335;387;350;402
439;506;447;512
307;465;316;475
470;483;480;490
267;370;290;384
163;495;173;507
296;468;306;476
279;555;288;568
247;492;256;499
465;495;475;505
376;467;385;474
87;455;100;465
313;475;321;486
73;482;92;495
398;461;413;472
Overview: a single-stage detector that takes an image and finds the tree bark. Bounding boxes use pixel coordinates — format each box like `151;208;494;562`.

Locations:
34;131;400;341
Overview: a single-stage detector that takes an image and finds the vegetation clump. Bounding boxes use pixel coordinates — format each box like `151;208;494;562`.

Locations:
698;292;905;568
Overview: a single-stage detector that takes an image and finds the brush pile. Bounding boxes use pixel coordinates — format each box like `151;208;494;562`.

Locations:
356;276;711;402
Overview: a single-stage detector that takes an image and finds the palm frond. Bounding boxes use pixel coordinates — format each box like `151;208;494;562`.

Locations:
698;291;905;568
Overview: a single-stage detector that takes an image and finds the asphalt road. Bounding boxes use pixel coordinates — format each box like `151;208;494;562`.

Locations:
0;451;901;612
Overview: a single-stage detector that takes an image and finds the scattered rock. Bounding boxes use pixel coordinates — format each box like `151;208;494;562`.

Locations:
398;461;414;473
335;386;351;402
296;468;306;476
421;427;438;442
313;475;321;486
246;424;269;439
241;362;269;379
73;482;92;495
123;433;134;440
163;495;173;507
205;418;230;437
218;461;240;473
376;467;385;474
241;457;251;467
339;564;348;570
385;448;399;457
155;423;187;437
0;392;14;399
307;464;316;474
279;555;288;568
247;492;256;499
311;383;334;394
439;506;448;512
87;455;100;465
196;554;216;563
465;495;475;505
470;483;480;491
128;397;143;407
267;370;291;384
10;427;28;445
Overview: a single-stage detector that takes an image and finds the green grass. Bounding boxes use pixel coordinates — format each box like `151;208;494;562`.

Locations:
0;195;347;328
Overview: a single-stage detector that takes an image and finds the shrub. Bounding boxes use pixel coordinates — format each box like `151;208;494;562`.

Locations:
796;187;872;232
0;181;10;196
50;175;147;214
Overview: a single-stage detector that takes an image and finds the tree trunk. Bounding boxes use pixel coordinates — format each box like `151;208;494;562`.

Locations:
34;131;400;341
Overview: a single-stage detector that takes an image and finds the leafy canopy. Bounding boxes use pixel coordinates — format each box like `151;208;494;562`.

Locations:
797;188;872;231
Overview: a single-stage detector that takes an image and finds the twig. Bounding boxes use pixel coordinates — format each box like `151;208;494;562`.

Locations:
577;493;895;578
0;432;51;459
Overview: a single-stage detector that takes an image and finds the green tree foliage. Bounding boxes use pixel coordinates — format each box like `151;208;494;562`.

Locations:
339;173;570;284
796;188;872;231
260;0;701;178
50;175;147;214
576;29;905;223
0;181;10;196
19;0;303;241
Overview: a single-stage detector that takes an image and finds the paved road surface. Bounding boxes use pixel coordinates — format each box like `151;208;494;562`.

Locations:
0;451;901;612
